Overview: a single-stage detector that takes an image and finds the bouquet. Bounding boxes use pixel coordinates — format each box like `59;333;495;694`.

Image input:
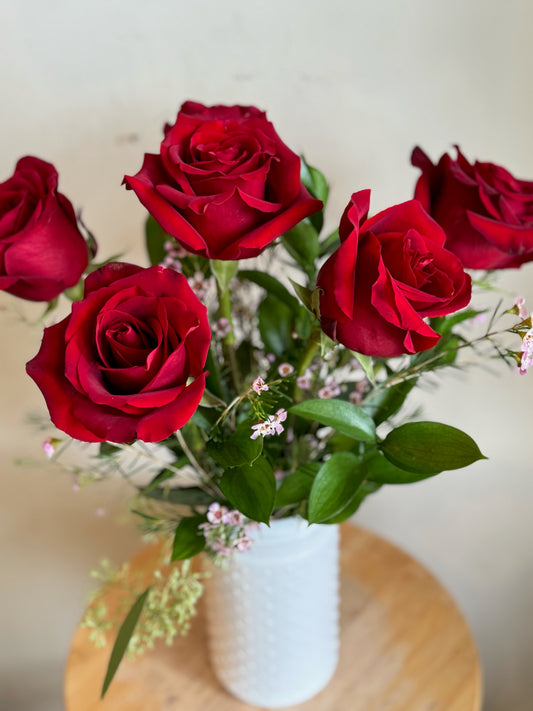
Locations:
2;101;533;695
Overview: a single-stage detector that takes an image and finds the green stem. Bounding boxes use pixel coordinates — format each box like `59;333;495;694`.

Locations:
293;329;321;403
215;279;242;393
364;326;512;398
205;345;226;400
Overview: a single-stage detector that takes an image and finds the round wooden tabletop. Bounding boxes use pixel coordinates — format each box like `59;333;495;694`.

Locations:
64;524;482;710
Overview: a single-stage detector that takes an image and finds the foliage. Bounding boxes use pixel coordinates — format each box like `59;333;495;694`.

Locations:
20;154;533;696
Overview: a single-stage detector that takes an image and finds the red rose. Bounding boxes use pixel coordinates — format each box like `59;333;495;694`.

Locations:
317;190;471;357
26;263;210;443
412;146;533;269
123;101;322;260
0;156;89;301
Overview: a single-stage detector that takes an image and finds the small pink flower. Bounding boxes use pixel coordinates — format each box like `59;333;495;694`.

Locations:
211;539;234;556
318;377;341;399
164;239;188;259
251;376;269;394
520;326;533;375
213;317;232;339
349;390;362;405
188;271;210;300
42;438;55;459
207;502;228;524
274;469;284;481
266;353;276;363
161;255;182;271
250;408;287;439
278;363;294;377
267;408;287;435
356;379;370;394
223;510;245;527
94;507;106;518
296;370;312;390
250;420;272;439
275;408;287;423
235;536;253;552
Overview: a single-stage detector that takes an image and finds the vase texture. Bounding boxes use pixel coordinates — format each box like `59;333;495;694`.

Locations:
204;517;340;708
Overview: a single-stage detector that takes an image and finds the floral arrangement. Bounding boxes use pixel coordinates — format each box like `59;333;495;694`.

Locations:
2;100;533;694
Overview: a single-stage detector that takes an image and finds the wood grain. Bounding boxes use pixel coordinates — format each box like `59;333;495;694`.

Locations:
64;524;482;710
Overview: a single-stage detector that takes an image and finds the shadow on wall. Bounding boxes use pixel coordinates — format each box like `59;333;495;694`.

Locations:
1;661;62;711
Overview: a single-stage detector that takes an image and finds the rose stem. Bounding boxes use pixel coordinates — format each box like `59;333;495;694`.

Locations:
215;279;242;394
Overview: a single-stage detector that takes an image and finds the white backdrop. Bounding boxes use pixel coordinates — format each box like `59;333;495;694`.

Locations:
1;1;532;709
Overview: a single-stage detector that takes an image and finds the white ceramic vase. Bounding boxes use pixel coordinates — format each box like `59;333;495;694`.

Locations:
204;517;340;708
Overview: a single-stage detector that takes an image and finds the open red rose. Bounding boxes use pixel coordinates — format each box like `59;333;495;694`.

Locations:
123;101;322;260
26;263;210;443
412;146;533;269
0;156;89;301
317;190;471;357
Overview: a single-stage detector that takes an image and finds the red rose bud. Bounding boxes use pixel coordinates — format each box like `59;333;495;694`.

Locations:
123;101;323;260
26;263;211;443
317;190;472;358
412;146;533;270
0;156;90;301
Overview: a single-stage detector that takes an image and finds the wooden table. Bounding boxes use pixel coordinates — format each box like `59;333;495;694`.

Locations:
64;524;482;710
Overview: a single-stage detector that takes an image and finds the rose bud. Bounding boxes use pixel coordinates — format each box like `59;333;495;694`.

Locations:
412;146;533;270
317;190;471;358
124;101;322;260
0;156;89;301
26;263;210;443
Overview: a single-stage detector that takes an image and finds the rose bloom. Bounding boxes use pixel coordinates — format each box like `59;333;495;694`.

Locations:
0;156;89;301
412;146;533;269
26;263;210;443
317;190;471;358
123;101;322;260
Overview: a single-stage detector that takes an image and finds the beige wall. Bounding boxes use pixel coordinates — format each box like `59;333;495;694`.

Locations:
1;1;532;709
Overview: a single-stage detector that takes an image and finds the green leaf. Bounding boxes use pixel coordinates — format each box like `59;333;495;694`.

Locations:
431;309;486;336
207;421;263;468
210;259;239;293
258;295;293;357
300;156;328;233
140;468;175;494
351;351;375;385
238;270;301;315
199;389;227;409
308;452;365;523
300;156;329;204
235;340;255;381
219;458;276;523
141;486;213;507
171;516;206;561
64;280;85;302
98;442;121;458
381;422;487;475
319;332;336;358
363;379;417;426
101;588;150;697
319;228;340;257
324;481;381;523
275;462;319;508
290;279;314;313
281;220;319;277
40;297;59;320
363;450;440;484
290;399;376;443
145;215;169;266
191;408;217;432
